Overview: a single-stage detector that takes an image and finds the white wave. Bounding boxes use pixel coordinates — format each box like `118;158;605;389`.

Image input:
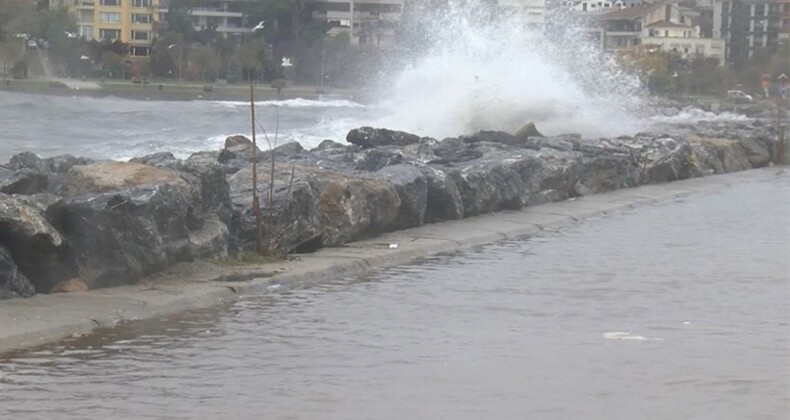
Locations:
604;331;664;341
212;98;364;109
372;1;645;138
651;108;751;124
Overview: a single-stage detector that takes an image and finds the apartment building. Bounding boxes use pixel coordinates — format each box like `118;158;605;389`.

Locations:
311;0;404;46
712;0;782;63
778;0;790;45
64;0;161;57
157;0;252;36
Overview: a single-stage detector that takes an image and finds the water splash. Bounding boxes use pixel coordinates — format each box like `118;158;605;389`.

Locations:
375;2;646;138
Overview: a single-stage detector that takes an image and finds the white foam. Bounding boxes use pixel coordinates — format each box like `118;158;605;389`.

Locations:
212;98;364;109
604;331;664;341
373;2;645;138
651;108;751;124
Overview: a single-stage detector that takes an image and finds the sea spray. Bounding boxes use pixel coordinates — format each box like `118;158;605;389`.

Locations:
373;1;646;138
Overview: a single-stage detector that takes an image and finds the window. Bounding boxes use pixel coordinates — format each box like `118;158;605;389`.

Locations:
130;46;150;56
100;0;119;5
100;12;121;23
131;13;151;24
754;4;764;16
131;30;150;40
99;29;121;40
79;26;94;38
132;0;151;7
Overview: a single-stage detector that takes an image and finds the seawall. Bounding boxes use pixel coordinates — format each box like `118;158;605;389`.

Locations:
0;166;785;355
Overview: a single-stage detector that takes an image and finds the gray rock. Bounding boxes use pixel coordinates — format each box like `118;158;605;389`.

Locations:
376;164;428;229
421;166;464;222
130;152;179;168
0;168;48;195
514;122;544;141
48;162;228;289
8;152;49;173
347;127;422;149
0;193;71;293
638;137;696;184
430;138;482;163
0;245;35;299
461;130;519;146
228;164;401;252
44;154;95;173
354;148;404;171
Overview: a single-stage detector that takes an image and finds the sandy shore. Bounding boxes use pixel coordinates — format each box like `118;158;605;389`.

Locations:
0;167;784;355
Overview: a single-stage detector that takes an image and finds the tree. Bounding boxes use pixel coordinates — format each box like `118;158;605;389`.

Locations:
190;46;219;81
161;0;196;41
238;38;268;82
0;0;36;42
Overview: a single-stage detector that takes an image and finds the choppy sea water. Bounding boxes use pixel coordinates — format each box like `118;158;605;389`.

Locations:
0;92;373;161
1;173;787;419
0;91;758;163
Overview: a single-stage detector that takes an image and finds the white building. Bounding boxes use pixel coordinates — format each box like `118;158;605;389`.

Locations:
600;1;726;64
497;0;546;25
312;0;404;46
159;0;252;37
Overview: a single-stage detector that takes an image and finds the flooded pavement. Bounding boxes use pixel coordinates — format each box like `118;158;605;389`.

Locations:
1;174;788;420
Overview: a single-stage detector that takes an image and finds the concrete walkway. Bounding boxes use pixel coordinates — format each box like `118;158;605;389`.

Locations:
0;167;785;355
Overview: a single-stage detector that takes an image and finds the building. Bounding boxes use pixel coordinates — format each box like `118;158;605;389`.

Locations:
497;0;547;25
600;1;725;64
312;0;404;46
712;0;782;64
63;0;161;57
641;20;725;63
778;0;790;45
557;0;643;13
158;0;252;37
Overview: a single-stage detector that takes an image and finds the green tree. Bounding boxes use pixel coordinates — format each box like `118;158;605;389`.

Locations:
0;0;36;41
190;46;219;81
238;38;267;82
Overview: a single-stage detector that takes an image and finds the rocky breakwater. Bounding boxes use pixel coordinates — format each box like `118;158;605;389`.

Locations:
0;116;780;298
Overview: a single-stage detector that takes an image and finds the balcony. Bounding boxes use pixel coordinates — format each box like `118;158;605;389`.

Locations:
73;0;95;8
189;8;244;18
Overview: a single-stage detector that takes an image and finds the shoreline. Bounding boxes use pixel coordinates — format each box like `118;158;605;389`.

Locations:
0;166;784;356
0;78;358;102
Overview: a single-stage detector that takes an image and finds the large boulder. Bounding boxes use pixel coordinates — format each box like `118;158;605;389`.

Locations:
353;147;404;171
519;148;582;205
44;154;95;173
8;152;49;173
572;139;641;195
0;244;35;299
228;165;321;252
421;166;464;222
48;162;228;289
129;151;179;168
347;127;423;149
430;138;483;163
0;168;48;195
220;135;262;160
0;193;71;293
181;156;234;228
376;164;428;229
461;130;519;146
638;136;696;184
228;163;401;252
514;122;545;142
